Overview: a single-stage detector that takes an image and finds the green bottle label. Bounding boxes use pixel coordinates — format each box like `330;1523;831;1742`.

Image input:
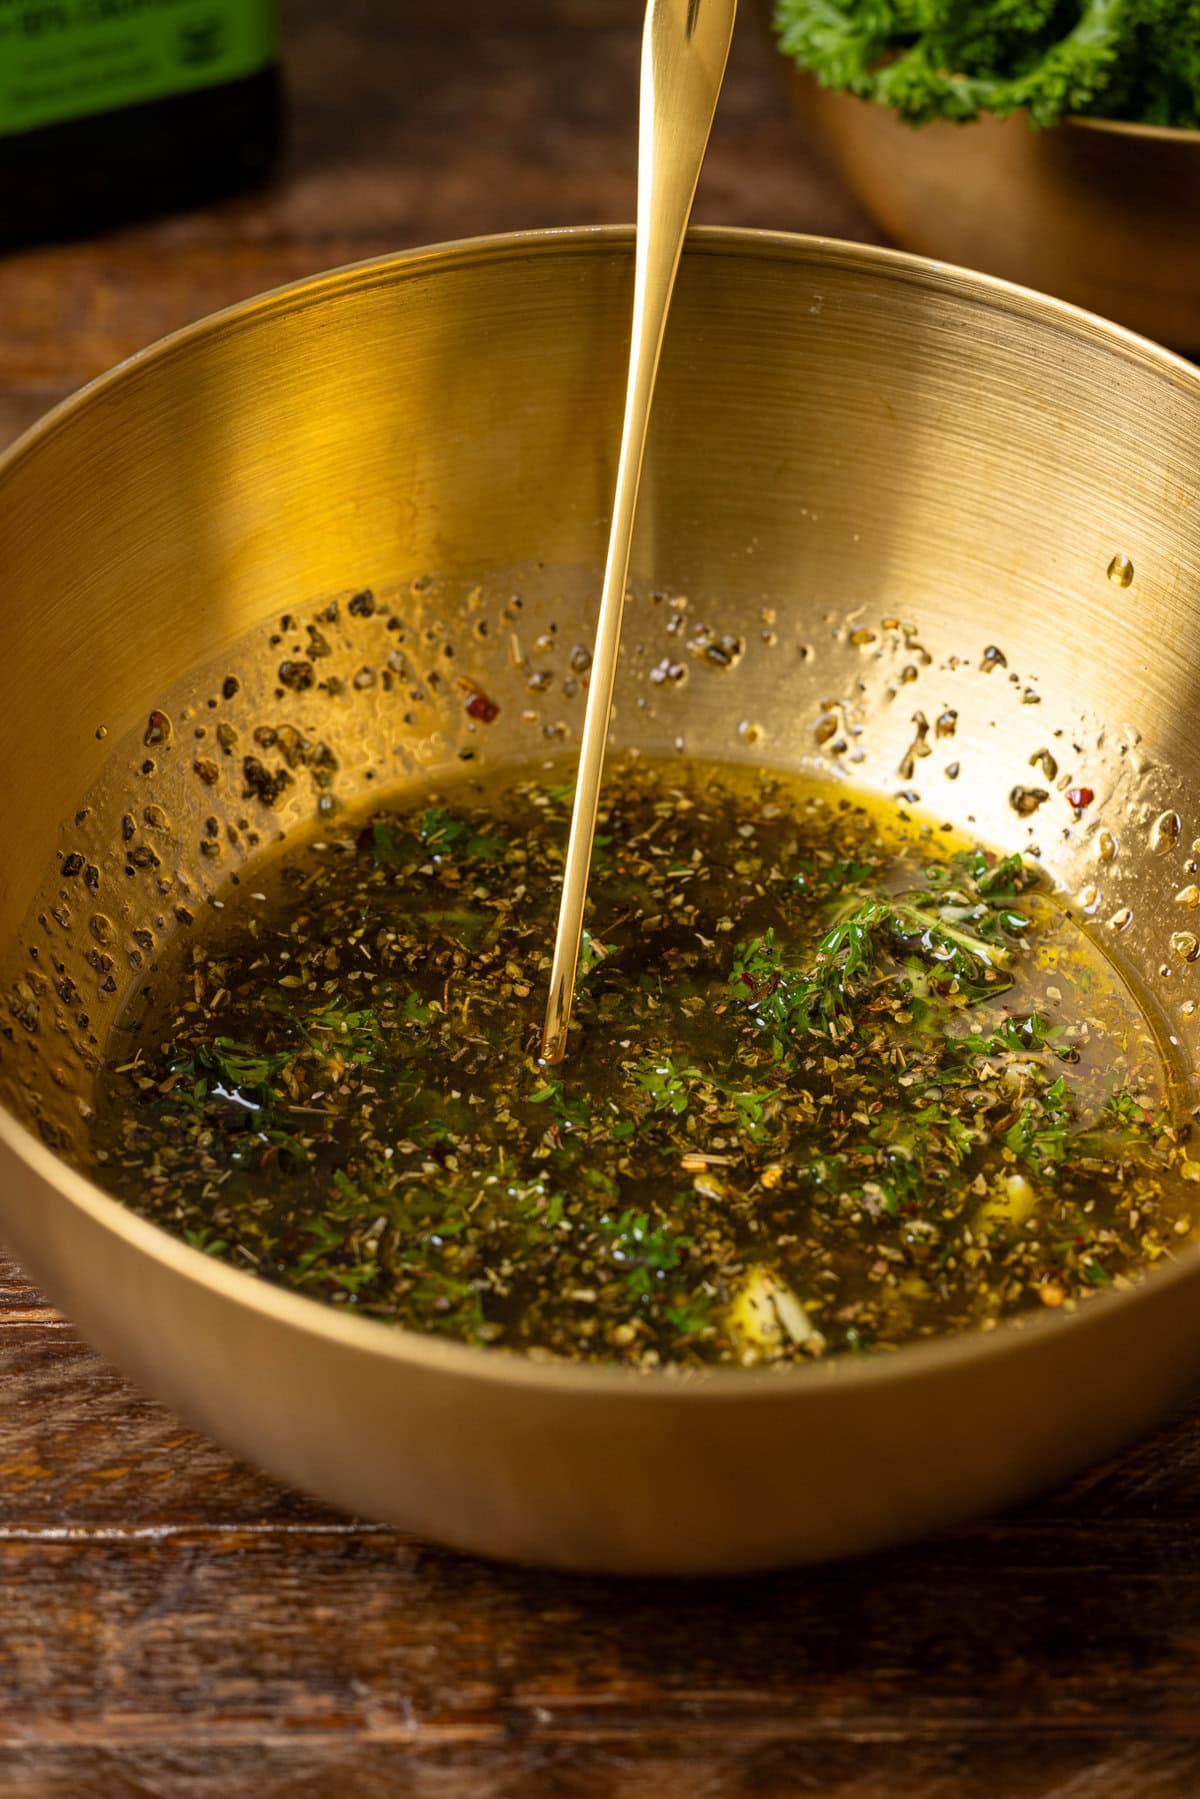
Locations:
0;1;278;137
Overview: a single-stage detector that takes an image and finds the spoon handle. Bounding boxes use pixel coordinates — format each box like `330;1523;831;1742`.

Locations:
540;0;737;1065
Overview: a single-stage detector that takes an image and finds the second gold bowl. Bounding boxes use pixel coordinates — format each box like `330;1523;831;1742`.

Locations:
789;75;1200;350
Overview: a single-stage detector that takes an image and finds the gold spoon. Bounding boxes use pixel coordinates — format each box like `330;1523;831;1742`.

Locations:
540;0;738;1066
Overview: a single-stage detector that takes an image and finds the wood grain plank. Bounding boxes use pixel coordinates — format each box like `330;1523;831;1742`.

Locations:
0;1525;1197;1792
0;1739;1191;1799
0;1251;56;1316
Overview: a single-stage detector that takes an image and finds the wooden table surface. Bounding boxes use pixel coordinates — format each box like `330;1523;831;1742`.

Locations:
3;4;1200;1794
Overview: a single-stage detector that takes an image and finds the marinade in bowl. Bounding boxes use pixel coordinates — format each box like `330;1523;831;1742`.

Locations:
90;753;1195;1369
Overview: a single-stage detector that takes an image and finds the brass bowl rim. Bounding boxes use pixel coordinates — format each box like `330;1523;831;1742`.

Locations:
1067;113;1200;144
5;220;1200;1401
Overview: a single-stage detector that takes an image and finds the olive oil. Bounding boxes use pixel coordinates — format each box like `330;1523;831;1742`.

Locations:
0;1;281;247
92;757;1195;1368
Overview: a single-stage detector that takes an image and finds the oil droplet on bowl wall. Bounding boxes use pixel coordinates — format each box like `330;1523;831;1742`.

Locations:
1150;811;1182;854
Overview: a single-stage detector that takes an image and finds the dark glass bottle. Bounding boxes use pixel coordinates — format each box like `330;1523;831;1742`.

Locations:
0;2;282;249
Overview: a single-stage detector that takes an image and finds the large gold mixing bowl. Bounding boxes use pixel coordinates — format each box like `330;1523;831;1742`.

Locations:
3;228;1200;1574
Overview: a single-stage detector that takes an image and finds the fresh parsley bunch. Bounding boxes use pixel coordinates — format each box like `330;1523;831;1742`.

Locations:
774;0;1200;129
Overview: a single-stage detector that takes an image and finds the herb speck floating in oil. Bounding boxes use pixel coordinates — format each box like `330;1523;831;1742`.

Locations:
92;759;1197;1368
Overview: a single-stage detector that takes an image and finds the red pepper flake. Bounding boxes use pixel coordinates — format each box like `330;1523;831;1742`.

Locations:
1066;786;1094;811
460;680;500;724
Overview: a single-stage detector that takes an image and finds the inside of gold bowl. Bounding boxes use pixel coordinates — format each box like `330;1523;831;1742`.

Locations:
4;230;1200;1362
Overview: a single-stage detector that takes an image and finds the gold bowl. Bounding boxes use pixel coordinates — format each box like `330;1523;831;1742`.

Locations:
792;77;1200;350
3;227;1200;1573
